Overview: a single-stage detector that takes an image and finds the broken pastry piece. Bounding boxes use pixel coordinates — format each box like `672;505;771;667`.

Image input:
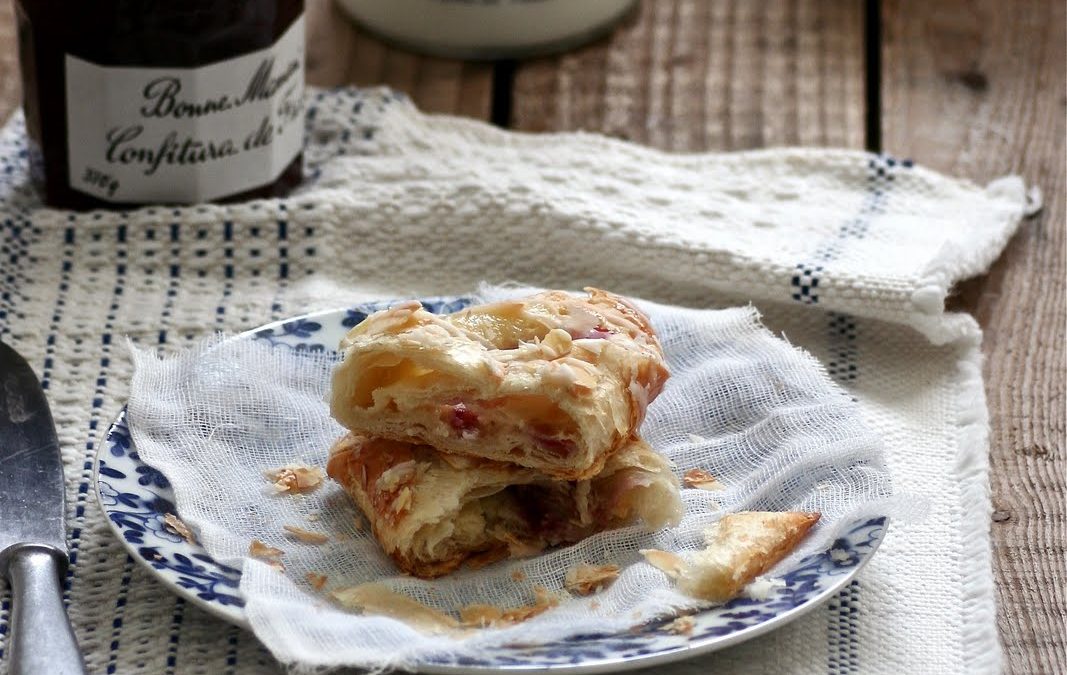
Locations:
645;511;819;603
330;289;669;480
326;432;683;579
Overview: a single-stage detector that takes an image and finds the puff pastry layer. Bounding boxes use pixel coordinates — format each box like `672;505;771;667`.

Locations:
330;289;669;480
326;433;683;578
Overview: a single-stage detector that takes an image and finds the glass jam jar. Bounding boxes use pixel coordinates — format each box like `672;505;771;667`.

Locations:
14;0;305;209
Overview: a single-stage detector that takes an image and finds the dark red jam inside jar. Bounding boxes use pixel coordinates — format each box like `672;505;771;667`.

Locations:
14;1;305;210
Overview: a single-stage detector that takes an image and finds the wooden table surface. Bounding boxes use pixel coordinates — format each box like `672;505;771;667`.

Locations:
0;1;1062;672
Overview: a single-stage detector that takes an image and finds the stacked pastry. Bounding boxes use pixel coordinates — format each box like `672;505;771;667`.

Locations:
326;289;683;578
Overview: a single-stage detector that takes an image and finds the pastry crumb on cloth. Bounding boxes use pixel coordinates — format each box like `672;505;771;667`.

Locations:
283;524;329;544
305;572;328;590
265;464;325;493
682;468;724;491
249;539;286;571
458;587;561;628
564;563;621;596
331;583;460;634
328;583;565;632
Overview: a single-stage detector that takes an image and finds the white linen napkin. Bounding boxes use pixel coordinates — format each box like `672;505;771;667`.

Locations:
0;87;1034;674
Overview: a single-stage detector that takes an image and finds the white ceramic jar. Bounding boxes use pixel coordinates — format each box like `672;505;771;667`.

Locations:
335;0;639;59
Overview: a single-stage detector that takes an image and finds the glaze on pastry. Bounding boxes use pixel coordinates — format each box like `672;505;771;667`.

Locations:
330;289;669;480
326;433;683;579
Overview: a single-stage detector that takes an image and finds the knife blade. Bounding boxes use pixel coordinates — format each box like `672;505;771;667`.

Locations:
0;341;87;675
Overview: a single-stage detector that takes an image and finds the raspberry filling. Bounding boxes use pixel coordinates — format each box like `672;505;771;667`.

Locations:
531;434;577;458
511;484;586;544
445;403;480;437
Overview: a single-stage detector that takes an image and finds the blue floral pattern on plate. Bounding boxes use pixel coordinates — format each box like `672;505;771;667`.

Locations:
95;299;888;673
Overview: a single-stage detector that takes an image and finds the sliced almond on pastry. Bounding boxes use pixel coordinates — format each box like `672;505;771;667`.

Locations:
678;511;819;602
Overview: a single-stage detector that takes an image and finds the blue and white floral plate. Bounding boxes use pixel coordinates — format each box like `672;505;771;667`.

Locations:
94;300;888;674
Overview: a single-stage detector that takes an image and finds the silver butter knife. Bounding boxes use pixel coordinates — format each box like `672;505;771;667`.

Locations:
0;341;87;675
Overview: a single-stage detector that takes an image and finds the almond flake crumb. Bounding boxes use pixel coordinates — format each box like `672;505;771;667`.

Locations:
683;468;724;491
459;587;561;628
331;583;459;634
686;433;708;444
830;548;851;563
283;525;329;544
510;569;527;582
503;587;560;623
640;549;686;579
564;563;620;596
305;572;328;590
163;514;196;543
459;604;503;628
265;464;324;494
249;539;284;561
744;576;786;600
666;615;695;635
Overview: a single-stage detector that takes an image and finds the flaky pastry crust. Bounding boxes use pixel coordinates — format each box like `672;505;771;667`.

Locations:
330;289;669;480
326;433;683;578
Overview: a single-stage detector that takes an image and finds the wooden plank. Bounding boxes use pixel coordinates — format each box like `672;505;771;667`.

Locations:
883;1;1066;673
305;0;493;119
0;1;19;125
511;0;866;151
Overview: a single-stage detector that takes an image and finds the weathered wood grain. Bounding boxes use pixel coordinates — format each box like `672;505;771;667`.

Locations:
883;1;1066;672
305;0;492;119
0;1;19;125
511;0;866;151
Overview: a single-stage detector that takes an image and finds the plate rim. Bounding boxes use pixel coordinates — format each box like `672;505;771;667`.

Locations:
94;303;890;673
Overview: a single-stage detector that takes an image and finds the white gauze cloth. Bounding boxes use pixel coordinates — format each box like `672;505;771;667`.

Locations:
126;290;897;671
0;87;1034;674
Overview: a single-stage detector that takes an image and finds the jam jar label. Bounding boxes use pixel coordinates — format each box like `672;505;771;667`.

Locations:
64;15;305;204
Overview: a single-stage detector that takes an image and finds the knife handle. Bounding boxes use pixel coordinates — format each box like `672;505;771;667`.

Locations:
6;545;88;675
